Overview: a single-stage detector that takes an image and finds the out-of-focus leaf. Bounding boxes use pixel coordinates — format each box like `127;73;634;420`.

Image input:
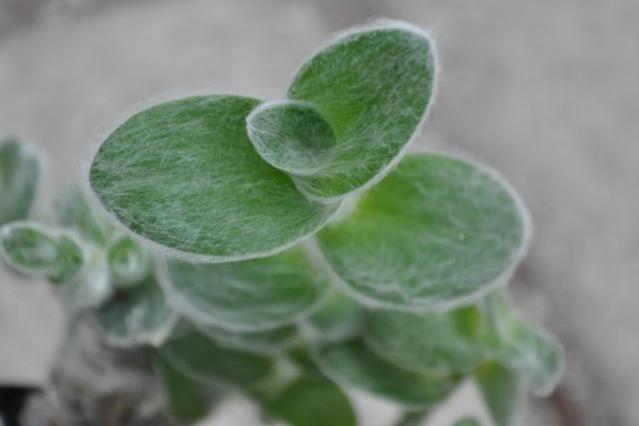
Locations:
264;377;356;426
395;410;430;426
95;274;175;347
365;306;490;376
153;353;221;423
272;21;436;201
0;137;40;225
159;325;274;387
313;341;460;408
0;221;84;284
53;185;114;245
474;362;523;426
317;153;529;311
106;235;150;287
162;245;330;332
197;323;299;355
60;247;111;308
483;293;564;396
89;95;339;261
306;290;365;343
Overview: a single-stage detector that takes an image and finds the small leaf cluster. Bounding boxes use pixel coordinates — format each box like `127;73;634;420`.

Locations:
0;20;564;426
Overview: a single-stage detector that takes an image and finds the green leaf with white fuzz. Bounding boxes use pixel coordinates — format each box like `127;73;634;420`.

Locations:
264;377;356;426
60;247;112;309
0;137;40;225
196;323;299;355
89;95;339;261
159;325;274;387
313;341;460;408
271;21;436;201
95;274;175;347
106;235;150;288
365;306;491;376
162;245;330;332
317;153;529;311
154;353;221;423
483;292;564;396
474;362;523;426
0;222;84;284
246;100;337;175
53;185;115;245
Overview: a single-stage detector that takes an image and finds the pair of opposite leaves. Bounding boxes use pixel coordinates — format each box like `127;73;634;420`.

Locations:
89;21;529;315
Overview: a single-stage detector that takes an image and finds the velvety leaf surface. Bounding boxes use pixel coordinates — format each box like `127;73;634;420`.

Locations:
162;245;330;331
280;22;436;201
317;153;529;311
0;138;40;225
0;222;84;284
483;293;564;396
159;325;274;387
197;323;299;355
53;186;115;246
365;306;490;376
313;341;459;408
154;354;220;423
246;100;337;175
89;95;338;261
95;274;175;346
265;377;356;426
474;362;523;426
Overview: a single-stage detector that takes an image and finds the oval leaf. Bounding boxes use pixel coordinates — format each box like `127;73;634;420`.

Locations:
264;378;356;426
159;325;274;387
0;222;84;284
247;100;337;175
281;21;436;201
365;306;491;376
161;245;330;332
474;362;523;426
313;340;460;408
89;95;339;261
317;153;529;311
0;137;40;225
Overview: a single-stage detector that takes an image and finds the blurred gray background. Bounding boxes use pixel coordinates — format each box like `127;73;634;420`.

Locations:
0;0;637;425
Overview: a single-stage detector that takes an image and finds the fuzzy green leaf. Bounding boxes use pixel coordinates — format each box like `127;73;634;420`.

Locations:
491;319;563;396
53;186;115;245
317;153;529;311
154;353;220;423
265;377;356;426
274;21;436;201
106;235;150;288
89;95;338;261
159;325;274;387
162;245;330;332
246;100;337;175
95;274;175;346
197;324;299;355
365;306;490;376
483;293;564;396
0;222;84;284
0;138;40;225
474;362;523;426
313;341;460;408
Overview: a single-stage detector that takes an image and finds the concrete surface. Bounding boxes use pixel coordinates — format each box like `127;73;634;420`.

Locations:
0;0;637;424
